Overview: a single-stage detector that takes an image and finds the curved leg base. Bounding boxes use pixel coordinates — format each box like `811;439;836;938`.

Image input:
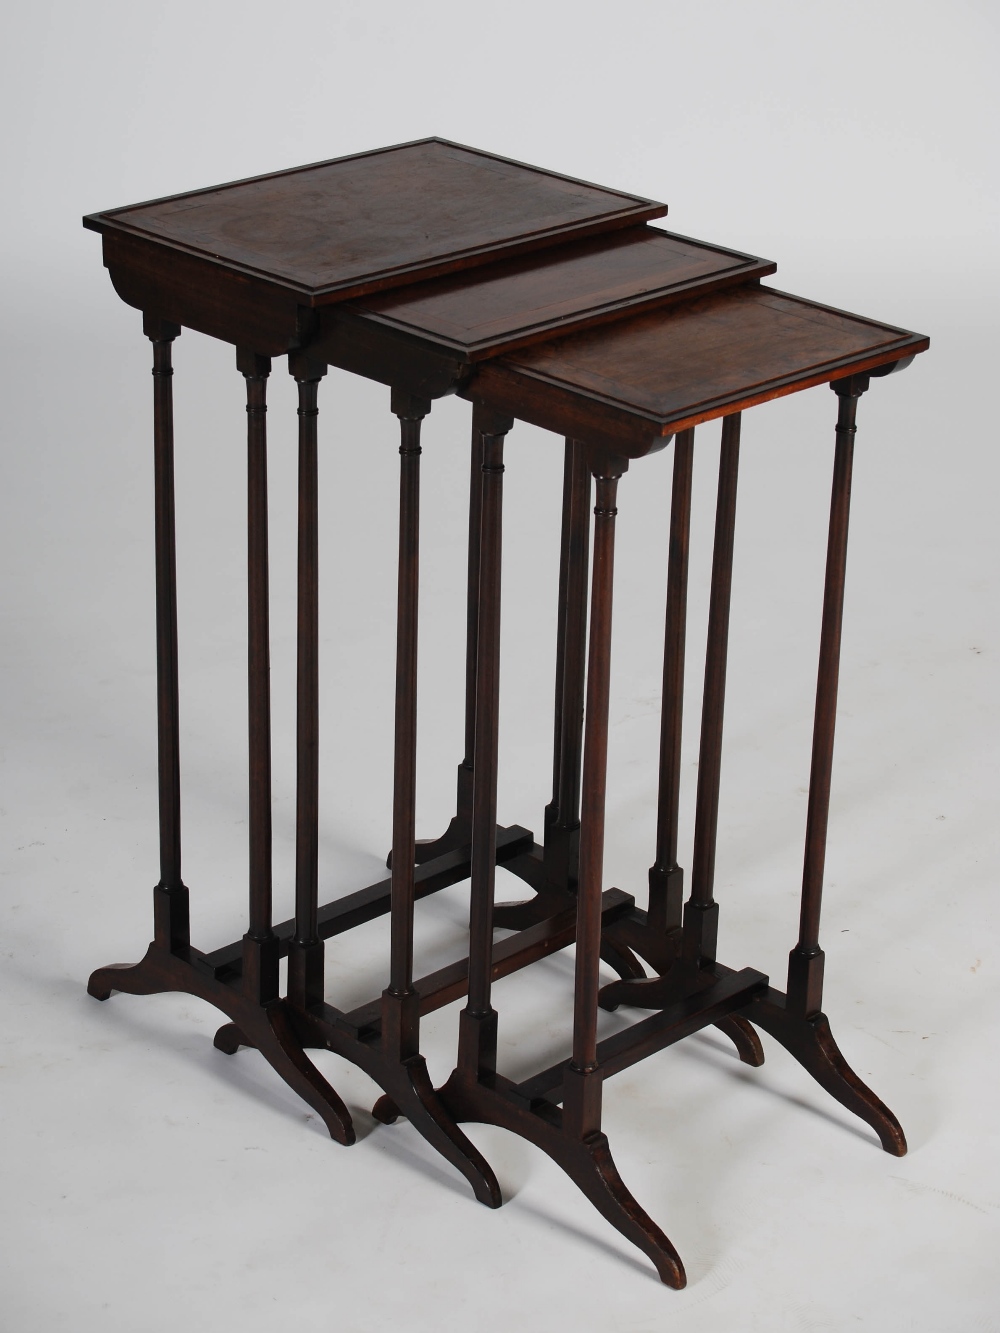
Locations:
290;1012;501;1208
211;1016;354;1145
598;966;714;1014
387;1058;503;1208
600;936;647;983
747;995;906;1155
372;1093;401;1125
578;1132;686;1288
251;1008;356;1146
88;942;356;1145
600;915;680;978
214;1022;249;1055
88;948;170;1002
713;1014;765;1066
438;1073;685;1287
489;848;568;931
386;813;471;870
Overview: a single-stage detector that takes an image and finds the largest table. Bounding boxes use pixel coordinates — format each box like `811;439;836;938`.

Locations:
83;139;928;1287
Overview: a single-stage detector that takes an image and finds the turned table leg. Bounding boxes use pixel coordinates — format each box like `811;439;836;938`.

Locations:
381;390;431;1060
396;421;483;866
564;458;625;1136
374;394;502;1205
683;412;741;967
545;439;592;886
456;407;513;1081
493;437;593;925
89;314;188;1000
147;315;190;954
648;426;695;940
287;352;328;1010
436;443;686;1285
238;349;280;1007
563;454;686;1286
597;419;763;1061
747;376;906;1154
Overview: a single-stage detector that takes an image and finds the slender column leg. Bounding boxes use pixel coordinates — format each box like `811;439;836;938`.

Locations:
563;456;627;1141
91;313;189;973
395;422;483;868
493;438;592;928
546;442;575;837
787;375;864;1017
145;315;190;952
459;423;485;829
372;394;505;1203
596;423;761;1062
683;413;742;966
457;406;513;1079
547;439;592;871
437;443;687;1279
91;335;354;1146
382;390;432;1060
648;427;695;936
238;348;279;1006
745;374;905;1155
287;352;328;1009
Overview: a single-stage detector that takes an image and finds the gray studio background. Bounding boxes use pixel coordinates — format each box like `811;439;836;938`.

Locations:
1;2;997;1329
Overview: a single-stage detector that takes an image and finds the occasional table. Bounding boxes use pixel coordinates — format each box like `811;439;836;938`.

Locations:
83;140;927;1286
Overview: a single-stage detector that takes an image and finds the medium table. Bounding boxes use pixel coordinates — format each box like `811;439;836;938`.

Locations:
83;139;927;1287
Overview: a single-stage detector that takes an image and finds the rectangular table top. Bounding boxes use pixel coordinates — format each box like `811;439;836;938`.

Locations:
463;285;929;456
83;138;666;304
345;226;775;361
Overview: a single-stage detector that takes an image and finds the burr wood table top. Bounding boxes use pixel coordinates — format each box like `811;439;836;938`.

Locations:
314;226;777;395
83;138;666;304
462;285;929;457
344;226;776;360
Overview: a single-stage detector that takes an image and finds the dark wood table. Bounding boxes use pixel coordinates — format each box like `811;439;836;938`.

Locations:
83;139;928;1287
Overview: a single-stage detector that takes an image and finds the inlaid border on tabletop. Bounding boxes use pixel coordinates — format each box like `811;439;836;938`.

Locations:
344;226;776;360
83;137;667;303
463;285;930;457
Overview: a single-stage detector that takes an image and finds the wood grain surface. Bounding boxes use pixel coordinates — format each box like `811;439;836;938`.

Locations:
84;138;666;302
349;226;775;358
465;285;929;454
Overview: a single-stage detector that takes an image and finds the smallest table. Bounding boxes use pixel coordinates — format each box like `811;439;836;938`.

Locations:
370;281;927;1286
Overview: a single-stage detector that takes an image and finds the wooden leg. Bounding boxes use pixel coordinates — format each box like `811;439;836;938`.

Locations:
89;313;189;996
684;411;741;966
564;456;627;1140
787;378;860;1017
746;991;904;1153
647;427;695;937
148;315;190;953
547;439;593;886
287;352;328;1009
741;375;906;1154
371;1056;502;1208
434;458;688;1280
382;390;431;1063
440;1070;686;1286
88;332;352;1146
457;406;513;1080
353;403;508;1205
237;349;280;1006
599;419;760;1074
93;943;354;1143
494;437;592;928
393;420;483;867
594;428;695;984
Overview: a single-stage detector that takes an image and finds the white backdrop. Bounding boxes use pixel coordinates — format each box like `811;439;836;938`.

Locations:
1;2;997;1329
